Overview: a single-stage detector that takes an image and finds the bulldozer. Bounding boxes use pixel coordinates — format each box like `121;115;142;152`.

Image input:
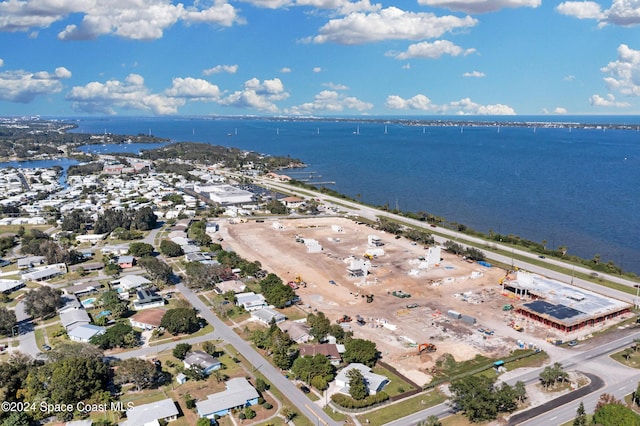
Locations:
417;343;437;354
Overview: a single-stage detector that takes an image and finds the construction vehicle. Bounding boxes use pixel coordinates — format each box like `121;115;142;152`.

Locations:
294;274;306;288
336;315;352;324
392;290;411;298
417;343;437;354
503;304;513;311
513;324;524;332
363;253;374;260
355;315;366;326
365;294;374;303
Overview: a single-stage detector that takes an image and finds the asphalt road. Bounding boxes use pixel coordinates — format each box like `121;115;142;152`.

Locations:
173;282;340;426
15;300;39;357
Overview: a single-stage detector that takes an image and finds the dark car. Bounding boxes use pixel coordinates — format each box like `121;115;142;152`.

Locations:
42;345;51;351
300;385;311;394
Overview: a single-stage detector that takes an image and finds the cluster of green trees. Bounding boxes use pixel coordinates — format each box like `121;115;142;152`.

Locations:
0;306;16;336
139;142;301;170
160;308;201;334
449;375;526;423
91;323;139;349
137;256;173;286
259;273;296;309
188;221;212;246
307;312;349;342
97;207;157;234
443;240;486;261
331;391;389;409
21;229;84;265
160;240;183;257
185;262;232;290
250;321;297;370
539;362;569;390
574;394;640;426
291;353;335;391
19;343;110;422
24;286;63;319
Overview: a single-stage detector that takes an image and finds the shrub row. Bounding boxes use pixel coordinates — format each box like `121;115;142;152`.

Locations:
331;392;389;409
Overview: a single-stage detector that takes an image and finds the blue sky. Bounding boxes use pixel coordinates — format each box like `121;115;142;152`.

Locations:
1;0;640;116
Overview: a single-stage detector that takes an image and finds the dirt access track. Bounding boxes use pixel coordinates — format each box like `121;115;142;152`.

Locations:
221;216;515;386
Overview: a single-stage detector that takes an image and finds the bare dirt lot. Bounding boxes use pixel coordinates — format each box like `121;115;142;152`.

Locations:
221;217;525;386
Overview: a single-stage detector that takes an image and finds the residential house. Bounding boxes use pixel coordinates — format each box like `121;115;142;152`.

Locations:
22;264;67;281
132;289;165;311
17;256;45;269
57;295;82;313
111;275;152;291
129;308;166;330
120;398;179;426
0;279;25;294
335;363;389;395
196;378;259;420
69;262;103;273
183;351;222;375
60;309;91;331
75;234;106;244
251;308;286;325
299;343;342;366
63;281;102;297
117;255;135;269
280;196;305;209
215;279;246;294
68;324;106;343
235;292;267;311
278;321;312;344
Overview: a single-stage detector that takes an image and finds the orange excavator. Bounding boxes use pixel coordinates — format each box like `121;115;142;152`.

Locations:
418;343;437;354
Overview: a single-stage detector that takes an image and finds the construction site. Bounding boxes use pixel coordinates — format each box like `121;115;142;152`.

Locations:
220;216;632;386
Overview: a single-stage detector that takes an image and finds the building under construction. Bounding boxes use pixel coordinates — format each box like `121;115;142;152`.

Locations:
504;271;631;333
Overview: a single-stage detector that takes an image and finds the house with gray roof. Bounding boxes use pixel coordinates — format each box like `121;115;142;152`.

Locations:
335;363;389;395
251;308;286;325
196;378;259;420
60;309;91;331
68;324;106;343
119;398;179;426
235;292;267;311
183;351;222;375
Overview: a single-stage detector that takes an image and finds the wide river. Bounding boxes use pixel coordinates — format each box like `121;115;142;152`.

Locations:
66;115;640;273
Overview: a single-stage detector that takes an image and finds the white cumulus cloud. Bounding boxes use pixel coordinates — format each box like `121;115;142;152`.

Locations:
554;107;568;114
600;44;640;96
203;64;239;75
556;1;603;19
0;65;71;103
323;82;349;90
0;0;243;40
219;77;289;112
165;77;221;100
589;93;631;107
557;0;640;26
286;90;373;114
389;40;476;60
309;7;477;45
313;67;322;73
418;0;540;13
385;94;436;110
281;67;292;73
386;94;516;115
463;70;485;77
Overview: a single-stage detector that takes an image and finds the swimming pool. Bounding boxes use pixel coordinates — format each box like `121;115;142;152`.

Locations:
81;297;96;307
